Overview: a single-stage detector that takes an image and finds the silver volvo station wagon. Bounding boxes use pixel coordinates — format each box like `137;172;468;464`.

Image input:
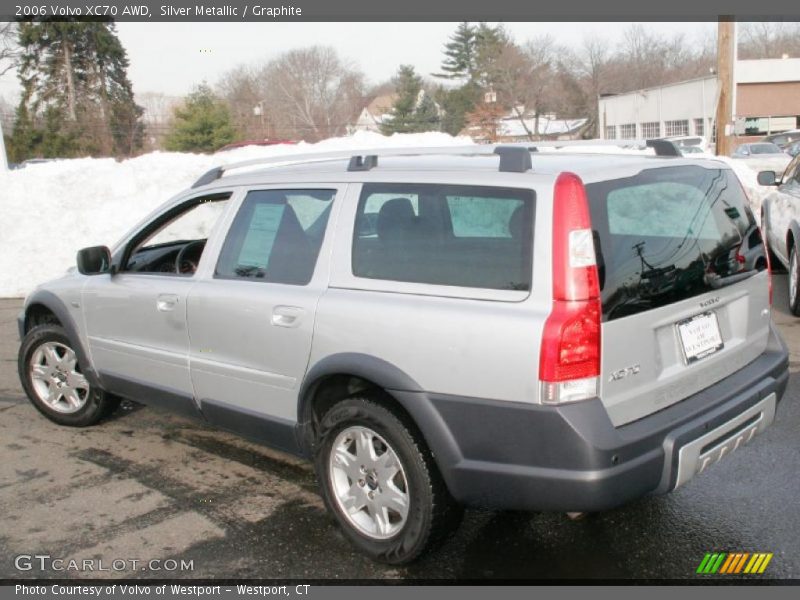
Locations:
18;141;789;563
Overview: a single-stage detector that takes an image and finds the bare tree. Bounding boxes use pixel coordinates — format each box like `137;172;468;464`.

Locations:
137;91;181;150
261;46;364;141
739;22;800;59
217;64;267;139
487;36;557;139
580;34;609;97
0;22;19;76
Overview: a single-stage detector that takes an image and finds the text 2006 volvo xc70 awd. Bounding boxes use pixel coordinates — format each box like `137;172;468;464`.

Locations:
18;142;789;563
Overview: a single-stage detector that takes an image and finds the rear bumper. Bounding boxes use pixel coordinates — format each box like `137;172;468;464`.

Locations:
397;321;789;512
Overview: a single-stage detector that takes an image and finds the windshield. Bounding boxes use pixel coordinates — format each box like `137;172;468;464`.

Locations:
587;166;759;321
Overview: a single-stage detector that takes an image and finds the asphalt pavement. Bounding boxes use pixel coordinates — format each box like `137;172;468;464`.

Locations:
0;277;798;580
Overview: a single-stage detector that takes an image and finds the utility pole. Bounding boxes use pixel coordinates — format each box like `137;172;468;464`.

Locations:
715;18;736;156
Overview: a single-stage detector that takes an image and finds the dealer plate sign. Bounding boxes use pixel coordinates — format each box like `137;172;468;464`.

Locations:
677;311;724;364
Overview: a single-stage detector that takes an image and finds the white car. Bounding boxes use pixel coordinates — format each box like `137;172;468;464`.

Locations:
732;142;792;177
760;154;800;313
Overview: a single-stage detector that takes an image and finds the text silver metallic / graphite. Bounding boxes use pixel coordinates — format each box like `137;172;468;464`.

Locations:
159;5;303;17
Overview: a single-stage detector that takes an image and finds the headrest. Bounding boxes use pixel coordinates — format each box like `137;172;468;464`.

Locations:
377;197;417;241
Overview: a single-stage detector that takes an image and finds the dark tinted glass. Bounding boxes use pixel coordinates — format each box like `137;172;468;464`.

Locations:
353;183;534;290
216;189;334;285
751;143;781;154
587;166;759;321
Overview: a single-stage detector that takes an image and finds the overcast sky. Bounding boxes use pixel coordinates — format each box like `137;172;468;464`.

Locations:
0;21;716;101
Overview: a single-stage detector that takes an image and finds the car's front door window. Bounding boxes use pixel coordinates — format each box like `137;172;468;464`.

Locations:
123;193;231;275
215;189;334;285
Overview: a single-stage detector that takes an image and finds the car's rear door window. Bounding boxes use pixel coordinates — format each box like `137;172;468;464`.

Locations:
352;183;534;290
587;166;759;320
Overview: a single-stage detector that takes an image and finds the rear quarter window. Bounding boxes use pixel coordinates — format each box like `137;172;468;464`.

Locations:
352;183;535;291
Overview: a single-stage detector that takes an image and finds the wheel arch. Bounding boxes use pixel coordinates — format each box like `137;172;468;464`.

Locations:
296;354;461;486
20;290;100;388
788;221;800;258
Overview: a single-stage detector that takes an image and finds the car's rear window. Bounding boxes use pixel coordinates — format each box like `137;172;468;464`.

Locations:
751;143;781;154
587;166;759;321
352;183;534;290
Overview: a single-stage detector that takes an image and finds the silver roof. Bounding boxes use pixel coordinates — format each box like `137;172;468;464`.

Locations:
202;151;731;191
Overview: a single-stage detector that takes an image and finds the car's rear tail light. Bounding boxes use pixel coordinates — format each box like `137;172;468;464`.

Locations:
735;245;746;269
539;172;602;404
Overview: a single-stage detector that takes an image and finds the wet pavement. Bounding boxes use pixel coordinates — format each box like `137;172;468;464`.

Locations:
0;277;798;581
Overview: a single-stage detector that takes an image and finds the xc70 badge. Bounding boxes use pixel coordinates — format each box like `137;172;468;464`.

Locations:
609;364;640;381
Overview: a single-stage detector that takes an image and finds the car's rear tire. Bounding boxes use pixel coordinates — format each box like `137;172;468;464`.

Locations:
789;247;800;316
18;324;119;426
314;397;462;564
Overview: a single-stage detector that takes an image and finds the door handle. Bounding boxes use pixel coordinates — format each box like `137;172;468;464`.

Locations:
272;306;304;328
157;294;180;312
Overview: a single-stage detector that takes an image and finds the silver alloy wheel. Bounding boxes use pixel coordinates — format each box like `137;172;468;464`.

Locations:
792;250;798;305
29;341;90;414
328;425;410;540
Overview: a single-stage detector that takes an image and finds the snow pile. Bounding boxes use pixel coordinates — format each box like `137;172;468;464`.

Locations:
0;132;471;297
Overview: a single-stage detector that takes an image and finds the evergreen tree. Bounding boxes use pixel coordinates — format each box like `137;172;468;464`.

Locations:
381;65;423;134
435;22;476;81
430;23;509;135
12;21;143;159
413;93;441;132
83;23;144;155
381;65;442;134
165;84;236;153
9;103;39;161
474;22;511;88
436;83;481;136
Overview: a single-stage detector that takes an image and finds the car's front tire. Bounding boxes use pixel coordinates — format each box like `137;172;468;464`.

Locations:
314;397;462;564
789;247;800;316
18;324;119;426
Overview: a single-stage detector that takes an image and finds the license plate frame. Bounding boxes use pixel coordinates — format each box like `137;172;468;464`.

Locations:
676;311;724;364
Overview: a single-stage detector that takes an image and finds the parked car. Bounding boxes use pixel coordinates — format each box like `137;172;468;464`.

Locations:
740;224;768;272
678;145;709;157
762;129;800;150
732;142;792;177
759;154;800;313
17;143;788;564
785;141;800;158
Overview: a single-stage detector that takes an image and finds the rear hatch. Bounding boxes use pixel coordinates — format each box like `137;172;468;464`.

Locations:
586;164;771;426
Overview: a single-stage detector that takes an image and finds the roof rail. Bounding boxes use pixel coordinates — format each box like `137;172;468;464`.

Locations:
188;138;681;188
189;145;495;187
191;166;224;189
503;138;681;157
347;154;378;171
644;139;682;157
494;146;532;172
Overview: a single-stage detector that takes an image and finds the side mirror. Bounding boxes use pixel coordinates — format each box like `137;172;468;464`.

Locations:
757;171;778;186
76;246;112;275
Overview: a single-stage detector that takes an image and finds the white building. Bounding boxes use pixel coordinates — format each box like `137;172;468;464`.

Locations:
598;58;800;145
599;75;717;142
